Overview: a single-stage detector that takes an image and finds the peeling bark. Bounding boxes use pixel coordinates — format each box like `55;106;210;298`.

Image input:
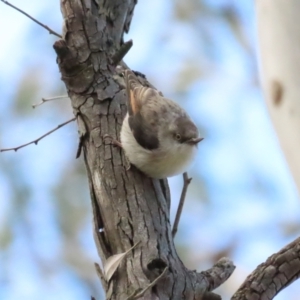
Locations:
54;0;234;299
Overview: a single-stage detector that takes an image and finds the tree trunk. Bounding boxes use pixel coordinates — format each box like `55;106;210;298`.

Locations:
256;0;300;193
53;0;300;299
54;0;233;299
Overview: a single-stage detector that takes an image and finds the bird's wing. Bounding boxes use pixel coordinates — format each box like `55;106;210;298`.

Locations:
124;70;161;150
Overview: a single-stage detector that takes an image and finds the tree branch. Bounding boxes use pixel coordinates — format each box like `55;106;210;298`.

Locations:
111;39;133;66
0;0;61;38
232;236;300;299
0;117;75;152
32;95;69;109
55;0;234;299
172;172;192;238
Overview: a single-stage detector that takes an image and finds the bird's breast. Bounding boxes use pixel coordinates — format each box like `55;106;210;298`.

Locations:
121;116;197;178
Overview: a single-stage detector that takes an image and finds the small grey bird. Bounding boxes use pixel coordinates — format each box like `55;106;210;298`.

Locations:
120;70;203;179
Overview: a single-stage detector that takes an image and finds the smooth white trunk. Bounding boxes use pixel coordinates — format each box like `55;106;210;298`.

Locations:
256;0;300;193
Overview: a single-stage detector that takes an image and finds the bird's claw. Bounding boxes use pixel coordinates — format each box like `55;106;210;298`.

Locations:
103;134;123;148
103;134;131;170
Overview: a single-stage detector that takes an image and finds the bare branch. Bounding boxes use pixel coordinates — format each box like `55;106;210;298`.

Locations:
0;117;76;152
32;95;69;109
172;172;192;238
203;257;235;291
232;236;300;299
0;0;62;38
57;0;234;298
111;40;133;66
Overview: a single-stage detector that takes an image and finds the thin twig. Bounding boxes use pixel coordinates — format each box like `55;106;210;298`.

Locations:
32;95;69;109
1;0;62;38
172;172;192;238
0;117;76;152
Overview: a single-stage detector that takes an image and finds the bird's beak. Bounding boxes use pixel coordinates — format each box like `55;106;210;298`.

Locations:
187;137;204;145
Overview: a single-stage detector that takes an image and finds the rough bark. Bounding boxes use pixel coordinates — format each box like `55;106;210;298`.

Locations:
53;0;300;299
54;0;234;299
232;237;300;300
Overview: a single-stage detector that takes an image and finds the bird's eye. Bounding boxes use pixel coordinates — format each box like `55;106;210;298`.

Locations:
174;133;181;141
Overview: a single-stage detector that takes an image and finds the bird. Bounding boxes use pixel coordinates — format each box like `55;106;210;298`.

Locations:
119;69;203;179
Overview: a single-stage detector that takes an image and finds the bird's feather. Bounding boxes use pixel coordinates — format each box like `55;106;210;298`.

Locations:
125;70;160;150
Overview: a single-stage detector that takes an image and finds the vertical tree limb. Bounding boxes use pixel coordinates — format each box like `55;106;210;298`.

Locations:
55;0;234;299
